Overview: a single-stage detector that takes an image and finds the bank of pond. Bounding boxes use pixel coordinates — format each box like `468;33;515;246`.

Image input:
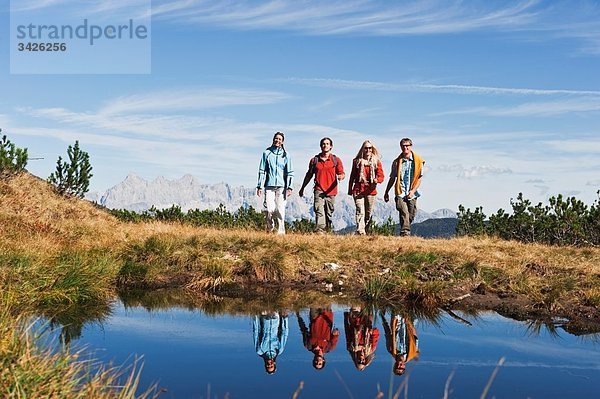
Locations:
33;288;600;399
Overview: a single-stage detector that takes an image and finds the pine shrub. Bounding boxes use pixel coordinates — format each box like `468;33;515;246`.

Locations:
0;131;28;175
457;191;600;246
48;141;93;198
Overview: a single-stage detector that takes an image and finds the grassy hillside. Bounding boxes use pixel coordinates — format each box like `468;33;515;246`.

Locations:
2;171;600;396
2;172;600;318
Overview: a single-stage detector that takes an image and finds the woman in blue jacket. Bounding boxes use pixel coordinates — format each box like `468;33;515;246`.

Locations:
256;132;294;234
253;311;289;374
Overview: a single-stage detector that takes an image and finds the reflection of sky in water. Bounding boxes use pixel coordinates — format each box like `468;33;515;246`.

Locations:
70;302;600;399
419;314;600;370
102;305;248;343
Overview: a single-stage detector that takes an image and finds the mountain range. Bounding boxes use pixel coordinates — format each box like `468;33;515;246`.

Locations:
87;173;457;231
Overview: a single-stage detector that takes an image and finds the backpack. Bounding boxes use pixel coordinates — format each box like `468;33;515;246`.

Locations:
310;154;338;175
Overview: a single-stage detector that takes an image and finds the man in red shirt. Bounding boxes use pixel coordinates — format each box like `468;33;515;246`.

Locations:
299;137;345;233
296;308;340;370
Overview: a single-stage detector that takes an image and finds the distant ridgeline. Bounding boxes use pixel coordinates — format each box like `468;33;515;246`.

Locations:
89;173;456;231
457;192;600;247
92;175;600;245
109;204;458;238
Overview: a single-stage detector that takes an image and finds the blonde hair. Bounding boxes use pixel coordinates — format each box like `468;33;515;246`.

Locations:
354;140;381;162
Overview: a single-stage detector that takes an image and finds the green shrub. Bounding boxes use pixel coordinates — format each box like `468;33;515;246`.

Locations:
113;203;267;231
287;218;317;233
456;205;486;236
48;140;93;198
0;131;28;175
457;192;600;247
369;216;396;236
109;208;151;222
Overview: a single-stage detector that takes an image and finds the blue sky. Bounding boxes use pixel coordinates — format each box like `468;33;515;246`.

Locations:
1;0;599;213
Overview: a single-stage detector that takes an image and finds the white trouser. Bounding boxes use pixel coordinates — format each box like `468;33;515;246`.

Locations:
264;187;286;234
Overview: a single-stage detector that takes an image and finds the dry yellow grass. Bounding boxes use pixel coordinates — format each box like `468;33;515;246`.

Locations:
3;172;599;269
3;171;599;396
2;172;600;320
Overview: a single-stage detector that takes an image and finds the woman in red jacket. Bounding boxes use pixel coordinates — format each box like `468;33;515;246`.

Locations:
348;140;384;235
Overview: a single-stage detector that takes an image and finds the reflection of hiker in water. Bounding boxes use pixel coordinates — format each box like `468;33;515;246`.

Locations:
296;308;340;370
253;311;289;374
380;310;419;376
344;307;380;371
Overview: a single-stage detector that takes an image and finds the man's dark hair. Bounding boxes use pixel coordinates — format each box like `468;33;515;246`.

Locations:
312;356;326;370
320;137;333;147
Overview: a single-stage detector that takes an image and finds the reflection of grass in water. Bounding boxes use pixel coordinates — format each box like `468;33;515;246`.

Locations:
0;306;158;399
117;286;351;316
480;357;506;399
375;357;506;399
362;272;444;310
191;358;507;399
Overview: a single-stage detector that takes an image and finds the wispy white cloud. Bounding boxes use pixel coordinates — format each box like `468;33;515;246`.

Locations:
424;324;600;364
544;138;600;153
11;125;258;182
438;164;513;179
586;180;600;186
152;0;540;35
10;0;72;12
103;306;249;343
17;105;360;149
11;0;150;16
413;84;600;97
419;358;600;370
11;1;600;53
14;87;292;144
333;107;383;121
526;4;600;55
98;88;291;115
12;126;168;151
284;78;600;97
148;0;600;53
19;106;247;141
438;97;600;117
12;93;365;183
5;0;547;35
306;98;338;113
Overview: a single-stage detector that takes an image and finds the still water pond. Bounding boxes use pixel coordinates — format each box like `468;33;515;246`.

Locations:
57;295;600;399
